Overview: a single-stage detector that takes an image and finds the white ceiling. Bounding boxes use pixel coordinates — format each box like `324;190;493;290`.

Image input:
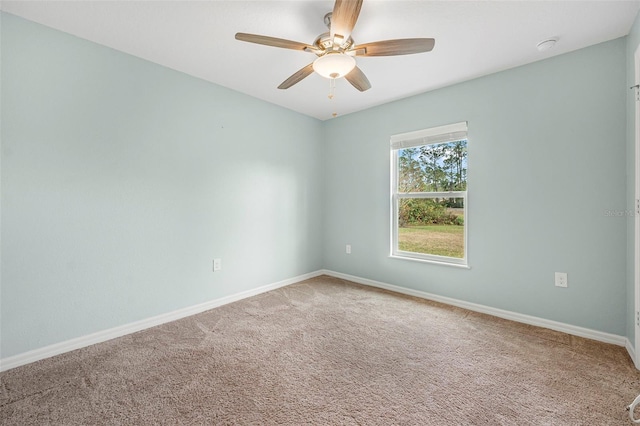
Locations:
2;1;639;120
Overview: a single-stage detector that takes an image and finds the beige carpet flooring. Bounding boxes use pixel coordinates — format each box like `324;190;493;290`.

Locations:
2;275;640;425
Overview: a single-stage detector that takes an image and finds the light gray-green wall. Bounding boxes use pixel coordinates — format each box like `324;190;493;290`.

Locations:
0;13;324;358
323;37;627;335
627;12;640;348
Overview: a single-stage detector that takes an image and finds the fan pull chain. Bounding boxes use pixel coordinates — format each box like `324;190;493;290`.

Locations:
328;78;338;118
328;78;336;100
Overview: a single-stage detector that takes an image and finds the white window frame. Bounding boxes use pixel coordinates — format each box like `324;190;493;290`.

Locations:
390;122;469;267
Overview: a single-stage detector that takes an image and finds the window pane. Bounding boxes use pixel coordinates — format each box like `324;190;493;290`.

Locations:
398;140;467;193
397;197;465;258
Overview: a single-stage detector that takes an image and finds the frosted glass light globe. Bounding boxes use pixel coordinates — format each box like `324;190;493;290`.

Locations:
313;53;356;79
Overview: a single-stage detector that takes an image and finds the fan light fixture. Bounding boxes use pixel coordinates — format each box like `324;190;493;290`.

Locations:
313;52;356;79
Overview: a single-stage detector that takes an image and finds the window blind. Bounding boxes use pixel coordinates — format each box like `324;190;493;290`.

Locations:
390;122;468;150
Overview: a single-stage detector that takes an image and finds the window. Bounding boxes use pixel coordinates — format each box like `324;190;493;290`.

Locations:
390;122;468;266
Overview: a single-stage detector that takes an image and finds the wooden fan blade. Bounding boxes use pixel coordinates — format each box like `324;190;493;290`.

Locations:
355;38;435;56
235;33;314;51
278;63;315;89
345;66;371;92
330;0;363;42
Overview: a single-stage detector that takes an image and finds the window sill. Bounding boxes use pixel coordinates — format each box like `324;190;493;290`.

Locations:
389;254;471;269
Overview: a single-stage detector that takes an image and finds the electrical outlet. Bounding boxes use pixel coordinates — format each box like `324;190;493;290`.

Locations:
554;272;568;288
213;258;222;272
346;244;351;254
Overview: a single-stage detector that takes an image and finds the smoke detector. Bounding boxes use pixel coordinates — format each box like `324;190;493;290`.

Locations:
536;38;558;52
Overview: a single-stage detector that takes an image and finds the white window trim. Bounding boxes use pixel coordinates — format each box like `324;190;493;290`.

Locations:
390;122;469;267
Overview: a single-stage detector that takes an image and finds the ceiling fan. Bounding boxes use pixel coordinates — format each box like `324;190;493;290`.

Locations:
235;0;435;92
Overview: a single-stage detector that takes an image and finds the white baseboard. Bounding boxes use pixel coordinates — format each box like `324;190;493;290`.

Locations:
0;270;324;372
2;269;634;372
320;269;629;348
626;338;638;368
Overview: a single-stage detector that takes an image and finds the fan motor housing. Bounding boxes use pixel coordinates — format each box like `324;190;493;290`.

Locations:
313;32;354;52
315;12;354;53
